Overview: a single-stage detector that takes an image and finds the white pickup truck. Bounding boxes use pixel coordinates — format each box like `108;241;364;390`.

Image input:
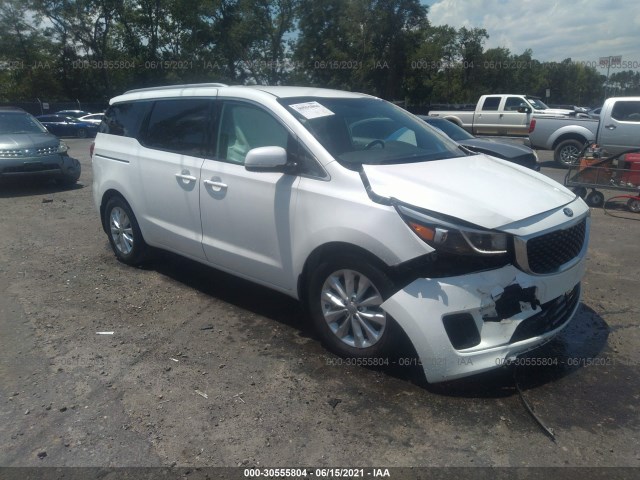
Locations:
429;94;573;136
527;96;640;166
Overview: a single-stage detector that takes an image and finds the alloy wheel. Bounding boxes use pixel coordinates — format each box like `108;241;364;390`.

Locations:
109;206;134;255
320;269;387;348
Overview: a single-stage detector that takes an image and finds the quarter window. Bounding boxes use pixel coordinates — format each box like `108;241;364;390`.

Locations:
143;99;211;155
101;102;148;138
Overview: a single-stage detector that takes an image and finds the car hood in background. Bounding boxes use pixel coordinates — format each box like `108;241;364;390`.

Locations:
362;155;574;230
0;132;59;150
458;138;533;160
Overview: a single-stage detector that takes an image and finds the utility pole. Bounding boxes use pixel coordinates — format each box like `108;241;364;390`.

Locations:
600;55;622;101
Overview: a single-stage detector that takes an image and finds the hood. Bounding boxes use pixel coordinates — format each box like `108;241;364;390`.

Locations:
362;154;574;230
458;138;534;160
0;132;59;149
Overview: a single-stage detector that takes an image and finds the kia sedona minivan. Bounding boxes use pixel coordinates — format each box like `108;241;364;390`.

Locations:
92;83;590;382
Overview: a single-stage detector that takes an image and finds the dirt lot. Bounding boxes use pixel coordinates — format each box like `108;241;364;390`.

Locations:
0;139;639;472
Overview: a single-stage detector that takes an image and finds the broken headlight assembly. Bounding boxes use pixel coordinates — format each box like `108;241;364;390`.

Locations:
396;204;511;257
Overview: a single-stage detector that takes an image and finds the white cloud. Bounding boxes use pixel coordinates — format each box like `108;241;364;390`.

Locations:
427;0;640;70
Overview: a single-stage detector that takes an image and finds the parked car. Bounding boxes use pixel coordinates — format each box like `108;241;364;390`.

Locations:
92;83;590;383
78;113;105;125
428;94;575;136
418;115;539;170
0;107;81;184
55;109;92;118
527;97;640;166
36;114;99;138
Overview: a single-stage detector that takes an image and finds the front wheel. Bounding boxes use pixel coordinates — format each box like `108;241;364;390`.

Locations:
104;196;148;265
307;254;400;358
554;139;584;167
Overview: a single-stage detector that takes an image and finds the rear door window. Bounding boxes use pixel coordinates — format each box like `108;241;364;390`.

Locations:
481;97;501;111
143;99;212;156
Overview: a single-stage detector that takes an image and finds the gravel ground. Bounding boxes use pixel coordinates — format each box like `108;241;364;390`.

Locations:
0;139;638;471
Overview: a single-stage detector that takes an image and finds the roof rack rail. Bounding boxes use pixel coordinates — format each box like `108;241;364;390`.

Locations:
124;83;228;94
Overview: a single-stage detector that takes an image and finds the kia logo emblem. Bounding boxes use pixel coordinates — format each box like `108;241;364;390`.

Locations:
563;208;574;217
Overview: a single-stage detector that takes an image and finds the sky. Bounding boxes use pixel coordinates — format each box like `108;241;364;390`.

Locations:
425;0;640;71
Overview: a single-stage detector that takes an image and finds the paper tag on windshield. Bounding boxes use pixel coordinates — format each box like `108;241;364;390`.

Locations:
289;101;334;119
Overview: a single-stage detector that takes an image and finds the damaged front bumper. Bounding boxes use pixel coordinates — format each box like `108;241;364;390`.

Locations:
0;153;80;180
381;259;586;383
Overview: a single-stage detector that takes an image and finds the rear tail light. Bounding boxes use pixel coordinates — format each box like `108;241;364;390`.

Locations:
89;141;95;158
528;118;536;133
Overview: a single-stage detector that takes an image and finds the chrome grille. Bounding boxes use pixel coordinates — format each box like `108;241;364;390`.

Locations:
37;146;57;155
0;146;58;157
0;149;24;157
526;219;587;274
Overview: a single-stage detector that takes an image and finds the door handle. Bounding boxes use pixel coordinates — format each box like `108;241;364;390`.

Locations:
204;179;228;189
605;124;616;130
499;113;504;118
175;173;197;182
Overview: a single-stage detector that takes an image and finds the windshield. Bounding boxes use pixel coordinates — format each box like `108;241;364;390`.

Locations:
0;113;48;134
422;117;474;141
279;97;465;166
526;97;550;110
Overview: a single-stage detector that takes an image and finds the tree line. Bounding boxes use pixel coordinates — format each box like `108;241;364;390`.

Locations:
0;0;637;108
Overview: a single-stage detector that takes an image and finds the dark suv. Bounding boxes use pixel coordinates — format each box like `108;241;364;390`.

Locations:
0;107;81;185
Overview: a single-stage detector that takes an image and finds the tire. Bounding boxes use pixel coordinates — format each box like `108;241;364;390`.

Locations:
76;128;87;138
554;139;584;167
104;196;148;265
55;158;81;186
55;173;80;186
627;198;640;213
585;190;604;208
307;253;400;359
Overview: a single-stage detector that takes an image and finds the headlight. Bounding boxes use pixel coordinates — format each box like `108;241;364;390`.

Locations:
57;142;69;153
397;204;510;256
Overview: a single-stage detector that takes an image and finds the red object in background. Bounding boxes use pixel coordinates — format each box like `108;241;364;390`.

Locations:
620;153;640;186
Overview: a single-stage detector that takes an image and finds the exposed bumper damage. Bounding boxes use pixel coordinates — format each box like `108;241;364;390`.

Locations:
381;259;586;383
0;153;80;179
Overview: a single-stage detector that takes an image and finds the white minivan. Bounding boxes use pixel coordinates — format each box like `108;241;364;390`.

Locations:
92;83;590;383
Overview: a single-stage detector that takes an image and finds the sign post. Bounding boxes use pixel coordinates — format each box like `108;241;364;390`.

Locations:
600;56;622;100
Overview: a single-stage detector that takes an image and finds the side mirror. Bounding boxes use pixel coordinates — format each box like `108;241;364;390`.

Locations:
244;146;289;172
517;106;532;114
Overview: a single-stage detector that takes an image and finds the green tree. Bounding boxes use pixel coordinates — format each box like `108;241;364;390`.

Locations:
0;0;60;101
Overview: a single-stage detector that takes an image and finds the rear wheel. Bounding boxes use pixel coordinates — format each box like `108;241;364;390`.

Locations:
104;196;148;265
554;139;583;167
76;128;87;138
586;190;604;208
307;253;400;358
627;198;640;213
